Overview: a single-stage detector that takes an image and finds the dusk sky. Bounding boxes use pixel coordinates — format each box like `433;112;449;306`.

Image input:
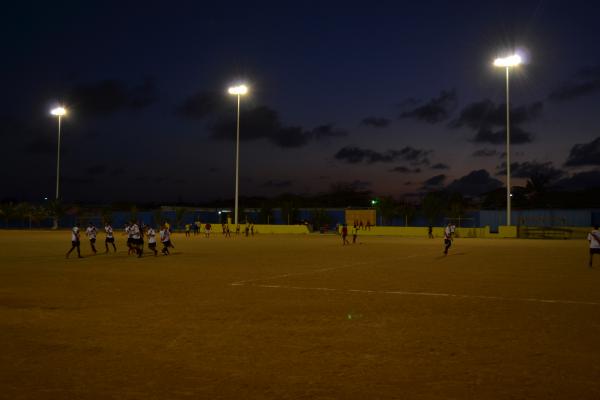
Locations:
2;1;599;203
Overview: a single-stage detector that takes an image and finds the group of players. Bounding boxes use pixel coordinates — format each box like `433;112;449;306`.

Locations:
66;221;174;259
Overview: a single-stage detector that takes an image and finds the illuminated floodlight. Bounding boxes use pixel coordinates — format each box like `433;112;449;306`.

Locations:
50;107;67;116
228;85;248;95
493;54;522;67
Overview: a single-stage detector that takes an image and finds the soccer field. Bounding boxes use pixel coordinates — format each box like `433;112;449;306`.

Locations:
1;230;599;399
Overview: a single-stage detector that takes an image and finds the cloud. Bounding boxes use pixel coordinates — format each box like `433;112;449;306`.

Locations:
263;180;293;188
360;117;391;128
311;124;348;139
86;164;107;176
422;174;446;188
334;146;432;165
400;89;457;124
554;170;600;191
471;126;534;145
431;163;449;170
496;161;565;182
67;78;157;116
446;169;503;196
450;99;542;145
180;95;346;149
389;166;421;173
175;90;225;120
564;137;600;167
472;148;498;157
549;65;600;101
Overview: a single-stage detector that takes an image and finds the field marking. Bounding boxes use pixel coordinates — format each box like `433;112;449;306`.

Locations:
230;252;600;307
236;283;600;306
229;254;418;286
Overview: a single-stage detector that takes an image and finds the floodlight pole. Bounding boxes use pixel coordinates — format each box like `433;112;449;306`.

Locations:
234;93;241;226
505;67;511;226
56;114;62;201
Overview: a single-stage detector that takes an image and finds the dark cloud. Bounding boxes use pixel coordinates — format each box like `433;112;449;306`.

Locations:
446;169;503;196
389;166;421;173
360;117;391;128
471;126;534;145
400;89;457;124
472;148;498;157
67;78;158;116
263;180;293;188
176;90;347;148
496;161;565;182
334;146;431;165
549;65;600;101
175;91;225;120
564;137;600;167
431;163;449;170
422;174;446;188
554;170;600;191
450;99;542;145
311;124;348;139
86;164;107;176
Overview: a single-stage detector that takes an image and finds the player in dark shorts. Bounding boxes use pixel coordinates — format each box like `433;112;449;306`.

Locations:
104;223;117;252
588;226;600;267
160;227;172;255
341;224;349;245
443;223;452;255
147;226;158;256
66;223;82;258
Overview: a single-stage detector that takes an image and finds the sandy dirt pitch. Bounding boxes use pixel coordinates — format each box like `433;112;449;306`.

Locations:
1;230;599;400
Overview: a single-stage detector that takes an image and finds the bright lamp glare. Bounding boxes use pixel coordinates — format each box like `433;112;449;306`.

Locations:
228;85;248;95
493;54;522;67
50;107;67;116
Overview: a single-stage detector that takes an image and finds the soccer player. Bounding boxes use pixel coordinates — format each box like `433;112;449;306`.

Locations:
341;224;349;245
160;226;171;255
428;225;434;239
588;225;600;267
130;221;143;257
66;223;82;258
104;222;117;253
205;222;212;238
124;223;134;255
443;222;452;255
185;223;191;237
85;222;98;254
352;223;358;244
147;226;158;256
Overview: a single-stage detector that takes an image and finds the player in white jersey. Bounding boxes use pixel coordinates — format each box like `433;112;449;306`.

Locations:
124;223;135;255
104;223;117;253
443;222;452;255
159;227;172;255
147;226;158;256
588;225;600;268
66;223;82;258
85;223;98;254
130;222;143;257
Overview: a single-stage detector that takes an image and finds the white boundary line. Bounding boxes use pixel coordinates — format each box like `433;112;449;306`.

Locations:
230;254;418;286
236;283;600;306
230;253;600;307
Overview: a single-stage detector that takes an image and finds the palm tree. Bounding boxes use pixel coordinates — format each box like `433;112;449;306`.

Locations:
376;196;398;226
175;207;186;231
422;191;446;225
397;200;416;227
46;200;65;229
259;201;273;224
